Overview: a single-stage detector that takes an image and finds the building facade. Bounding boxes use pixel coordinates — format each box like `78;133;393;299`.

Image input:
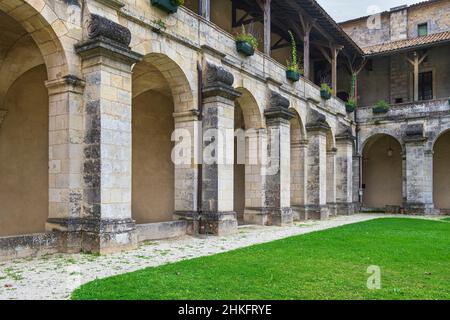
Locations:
0;0;448;260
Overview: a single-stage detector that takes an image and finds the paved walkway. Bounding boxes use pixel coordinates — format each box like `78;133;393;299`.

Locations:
0;214;440;300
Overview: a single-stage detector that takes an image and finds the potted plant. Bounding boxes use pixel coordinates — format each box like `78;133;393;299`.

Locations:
151;0;184;14
286;30;302;82
320;83;332;100
345;74;357;112
235;25;258;57
345;98;356;113
373;100;390;114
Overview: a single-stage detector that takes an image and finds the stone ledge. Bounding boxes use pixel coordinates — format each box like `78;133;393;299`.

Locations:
136;221;187;242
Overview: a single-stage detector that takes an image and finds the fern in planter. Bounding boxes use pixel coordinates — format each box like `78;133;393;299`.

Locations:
151;0;184;14
373;100;390;114
235;25;258;56
345;98;356;113
286;30;302;82
320;83;332;100
346;74;357;112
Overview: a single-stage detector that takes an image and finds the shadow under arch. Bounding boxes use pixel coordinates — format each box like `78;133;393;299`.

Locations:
361;133;403;210
433;129;450;212
131;53;194;225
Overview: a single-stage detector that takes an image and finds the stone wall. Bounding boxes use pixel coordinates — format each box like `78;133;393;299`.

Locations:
340;0;450;48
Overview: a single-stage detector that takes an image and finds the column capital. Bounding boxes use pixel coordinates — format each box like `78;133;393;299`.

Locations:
75;14;143;66
173;109;200;122
202;63;240;100
264;91;294;122
403;123;428;144
45;74;86;96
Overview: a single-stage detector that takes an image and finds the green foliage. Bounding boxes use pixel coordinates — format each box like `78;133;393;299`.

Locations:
375;100;390;109
373;100;390;114
235;25;258;50
346;98;356;107
72;219;450;300
320;83;332;95
286;30;302;73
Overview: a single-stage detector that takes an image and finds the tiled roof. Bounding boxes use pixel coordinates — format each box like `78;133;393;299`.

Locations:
362;31;450;55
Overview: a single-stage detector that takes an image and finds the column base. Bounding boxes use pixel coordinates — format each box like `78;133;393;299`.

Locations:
327;203;337;216
46;218;137;254
403;203;437;215
336;202;356;216
304;205;329;220
291;205;307;221
244;208;293;226
198;211;238;236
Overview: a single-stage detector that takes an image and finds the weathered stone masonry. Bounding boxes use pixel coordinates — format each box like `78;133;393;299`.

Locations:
0;0;448;261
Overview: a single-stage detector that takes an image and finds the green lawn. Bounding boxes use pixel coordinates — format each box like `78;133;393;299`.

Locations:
72;218;450;300
441;217;450;222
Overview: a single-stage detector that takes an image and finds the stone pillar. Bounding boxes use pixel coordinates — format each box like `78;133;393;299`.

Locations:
45;75;85;252
305;117;330;220
336;131;355;215
262;92;294;226
173;110;200;234
74;14;143;253
243;128;268;225
200;63;240;235
326;148;337;216
403;124;435;214
291;139;308;220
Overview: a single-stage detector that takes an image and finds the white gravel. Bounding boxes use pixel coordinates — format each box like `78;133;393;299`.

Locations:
0;214;440;300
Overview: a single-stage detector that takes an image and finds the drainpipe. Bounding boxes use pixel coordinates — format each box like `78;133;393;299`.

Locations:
197;61;204;234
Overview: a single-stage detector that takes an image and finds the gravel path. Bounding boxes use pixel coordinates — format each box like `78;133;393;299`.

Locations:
0;214;440;300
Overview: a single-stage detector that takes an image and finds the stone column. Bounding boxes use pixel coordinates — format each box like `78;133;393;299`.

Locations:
326;148;337;216
74;15;143;253
305;117;330;220
403;124;435;214
291;139;308;220
262;92;295;226
243;128;268;225
200;63;240;235
173;110;200;234
45;75;85;252
336;131;355;215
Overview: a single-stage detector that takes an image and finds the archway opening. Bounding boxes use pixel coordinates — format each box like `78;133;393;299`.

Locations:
362;134;403;210
290;110;306;220
233;88;263;225
433;130;450;213
0;11;48;236
326;129;336;216
131;58;175;224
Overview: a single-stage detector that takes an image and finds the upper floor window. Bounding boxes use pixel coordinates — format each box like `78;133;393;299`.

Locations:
418;23;428;37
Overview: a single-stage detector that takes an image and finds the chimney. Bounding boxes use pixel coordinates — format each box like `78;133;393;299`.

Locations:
389;5;408;41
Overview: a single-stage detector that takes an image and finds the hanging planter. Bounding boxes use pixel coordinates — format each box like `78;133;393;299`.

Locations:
235;25;258;57
286;70;300;82
320;83;332;100
151;0;182;14
285;30;302;83
345;99;356;113
236;40;255;56
372;100;390;114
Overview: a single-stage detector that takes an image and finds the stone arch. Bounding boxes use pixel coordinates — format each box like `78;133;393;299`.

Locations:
130;47;195;113
0;0;70;81
131;53;195;224
233;87;264;223
361;133;403;210
289;108;308;219
235;87;264;129
433;129;450;212
359;129;404;155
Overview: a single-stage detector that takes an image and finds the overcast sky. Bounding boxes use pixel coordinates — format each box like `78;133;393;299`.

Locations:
315;0;426;22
